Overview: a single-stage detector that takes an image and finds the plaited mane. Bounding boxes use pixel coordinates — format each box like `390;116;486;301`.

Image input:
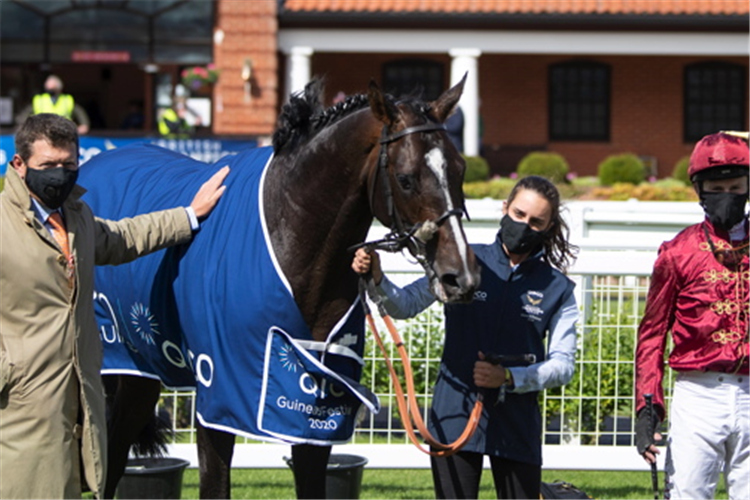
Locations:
273;79;371;153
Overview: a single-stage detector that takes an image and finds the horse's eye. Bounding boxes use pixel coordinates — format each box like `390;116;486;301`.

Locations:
396;174;414;192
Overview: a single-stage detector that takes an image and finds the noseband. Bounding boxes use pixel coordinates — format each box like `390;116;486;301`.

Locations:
356;123;463;259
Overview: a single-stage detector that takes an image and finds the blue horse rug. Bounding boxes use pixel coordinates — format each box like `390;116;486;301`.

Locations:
80;143;379;444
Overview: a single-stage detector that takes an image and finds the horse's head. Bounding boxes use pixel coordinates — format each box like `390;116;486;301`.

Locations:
365;76;481;303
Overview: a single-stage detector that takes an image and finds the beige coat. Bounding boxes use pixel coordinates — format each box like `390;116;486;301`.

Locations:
0;166;192;498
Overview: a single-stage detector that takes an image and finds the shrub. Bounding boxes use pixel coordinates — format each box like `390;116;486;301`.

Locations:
570;176;600;188
598;153;646;186
587;182;698;201
544;298;643;444
463;177;515;200
672;156;691;186
362;307;445;421
461;155;490;183
517;152;569;184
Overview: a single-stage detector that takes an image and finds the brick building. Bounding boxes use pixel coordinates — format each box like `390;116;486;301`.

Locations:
1;0;747;177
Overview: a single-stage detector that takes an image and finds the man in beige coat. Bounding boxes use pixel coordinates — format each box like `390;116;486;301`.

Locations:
0;113;229;498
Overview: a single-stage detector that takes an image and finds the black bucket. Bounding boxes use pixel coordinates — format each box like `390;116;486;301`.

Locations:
286;453;368;499
115;457;190;499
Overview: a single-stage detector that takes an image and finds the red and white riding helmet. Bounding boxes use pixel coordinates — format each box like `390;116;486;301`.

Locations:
689;131;749;182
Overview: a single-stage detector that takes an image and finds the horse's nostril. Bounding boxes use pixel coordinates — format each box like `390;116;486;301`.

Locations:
440;270;480;302
441;273;460;291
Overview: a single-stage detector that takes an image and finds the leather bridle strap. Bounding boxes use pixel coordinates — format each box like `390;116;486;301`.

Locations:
368;122;448;234
379;123;447;145
360;280;483;457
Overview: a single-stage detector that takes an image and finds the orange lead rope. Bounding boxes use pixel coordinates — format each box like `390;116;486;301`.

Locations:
363;297;484;457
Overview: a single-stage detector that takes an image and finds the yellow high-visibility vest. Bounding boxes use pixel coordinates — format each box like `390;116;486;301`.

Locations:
32;93;75;120
158;108;189;138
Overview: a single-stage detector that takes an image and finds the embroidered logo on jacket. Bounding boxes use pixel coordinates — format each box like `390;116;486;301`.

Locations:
522;290;545;322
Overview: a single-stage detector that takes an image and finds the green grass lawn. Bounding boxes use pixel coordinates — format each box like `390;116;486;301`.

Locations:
177;468;729;499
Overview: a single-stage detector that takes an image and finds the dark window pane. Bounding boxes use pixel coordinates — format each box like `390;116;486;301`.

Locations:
53;10;147;43
684;62;746;142
14;0;64;15
0;0;213;63
549;61;610;141
383;59;444;101
0;2;45;40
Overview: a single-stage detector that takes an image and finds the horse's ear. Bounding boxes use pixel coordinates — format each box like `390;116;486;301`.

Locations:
368;80;398;125
432;72;466;123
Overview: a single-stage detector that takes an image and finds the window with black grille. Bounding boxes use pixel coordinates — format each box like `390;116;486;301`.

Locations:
549;61;610;141
684;62;746;143
382;59;444;101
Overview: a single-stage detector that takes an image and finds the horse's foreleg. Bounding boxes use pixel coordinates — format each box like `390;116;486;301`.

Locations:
291;444;332;499
103;375;162;499
197;424;235;499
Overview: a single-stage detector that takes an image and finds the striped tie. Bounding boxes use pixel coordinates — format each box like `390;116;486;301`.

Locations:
48;211;75;287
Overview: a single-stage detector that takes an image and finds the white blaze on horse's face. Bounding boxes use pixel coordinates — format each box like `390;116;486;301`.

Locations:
424;147;471;299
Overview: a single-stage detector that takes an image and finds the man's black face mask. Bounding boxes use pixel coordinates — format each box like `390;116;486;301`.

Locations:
699;191;748;230
25;166;78;210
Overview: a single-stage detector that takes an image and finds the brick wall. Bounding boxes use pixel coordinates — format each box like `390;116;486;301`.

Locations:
480;54;748;177
308;52;748;178
213;0;278;138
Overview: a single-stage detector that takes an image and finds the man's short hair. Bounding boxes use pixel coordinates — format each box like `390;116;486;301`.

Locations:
15;113;79;162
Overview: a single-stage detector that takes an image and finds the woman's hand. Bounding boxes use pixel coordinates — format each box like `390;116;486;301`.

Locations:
473;351;507;388
351;247;383;285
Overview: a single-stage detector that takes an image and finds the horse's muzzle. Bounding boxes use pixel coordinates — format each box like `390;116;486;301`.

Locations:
433;262;481;304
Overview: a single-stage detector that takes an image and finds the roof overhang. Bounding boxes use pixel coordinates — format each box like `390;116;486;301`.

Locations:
278;28;749;56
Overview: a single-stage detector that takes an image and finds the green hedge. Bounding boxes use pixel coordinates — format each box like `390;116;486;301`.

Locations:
598;153;646;186
672;156;691;186
463;177;516;200
462;155;490;183
517;152;569;184
544;299;644;444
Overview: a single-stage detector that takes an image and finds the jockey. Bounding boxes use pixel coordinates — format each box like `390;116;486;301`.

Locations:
635;131;749;500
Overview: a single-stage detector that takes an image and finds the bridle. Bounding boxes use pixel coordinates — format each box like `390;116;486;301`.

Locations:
354;121;483;457
355;122;465;271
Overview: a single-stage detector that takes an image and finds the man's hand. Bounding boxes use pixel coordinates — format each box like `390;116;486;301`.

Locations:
351;247;383;284
635;408;662;464
473;351;507;389
190;166;230;219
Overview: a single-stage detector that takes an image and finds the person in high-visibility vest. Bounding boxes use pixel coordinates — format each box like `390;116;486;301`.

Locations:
158;97;201;138
16;75;90;134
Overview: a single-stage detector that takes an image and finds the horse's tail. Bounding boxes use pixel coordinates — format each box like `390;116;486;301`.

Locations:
130;409;173;457
103;374;173;458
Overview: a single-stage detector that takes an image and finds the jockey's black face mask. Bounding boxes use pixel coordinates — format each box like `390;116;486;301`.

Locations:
699;191;748;231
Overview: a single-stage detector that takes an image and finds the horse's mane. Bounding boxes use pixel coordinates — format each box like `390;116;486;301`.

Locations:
272;79;371;153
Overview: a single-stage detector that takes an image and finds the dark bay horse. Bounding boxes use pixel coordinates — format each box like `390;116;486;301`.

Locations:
89;78;480;498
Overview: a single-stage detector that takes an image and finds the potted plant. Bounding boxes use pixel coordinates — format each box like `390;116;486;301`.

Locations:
181;64;220;94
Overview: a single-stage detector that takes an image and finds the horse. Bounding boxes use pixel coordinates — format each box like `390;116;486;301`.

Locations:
83;77;481;499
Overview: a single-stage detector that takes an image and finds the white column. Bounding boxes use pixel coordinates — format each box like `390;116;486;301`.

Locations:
284;46;313;103
449;48;481;157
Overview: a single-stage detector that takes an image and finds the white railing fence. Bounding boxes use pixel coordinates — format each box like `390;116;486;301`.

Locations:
155;200;702;470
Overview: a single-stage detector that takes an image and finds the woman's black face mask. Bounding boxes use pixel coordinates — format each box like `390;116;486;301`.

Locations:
699;191;748;230
499;214;547;255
